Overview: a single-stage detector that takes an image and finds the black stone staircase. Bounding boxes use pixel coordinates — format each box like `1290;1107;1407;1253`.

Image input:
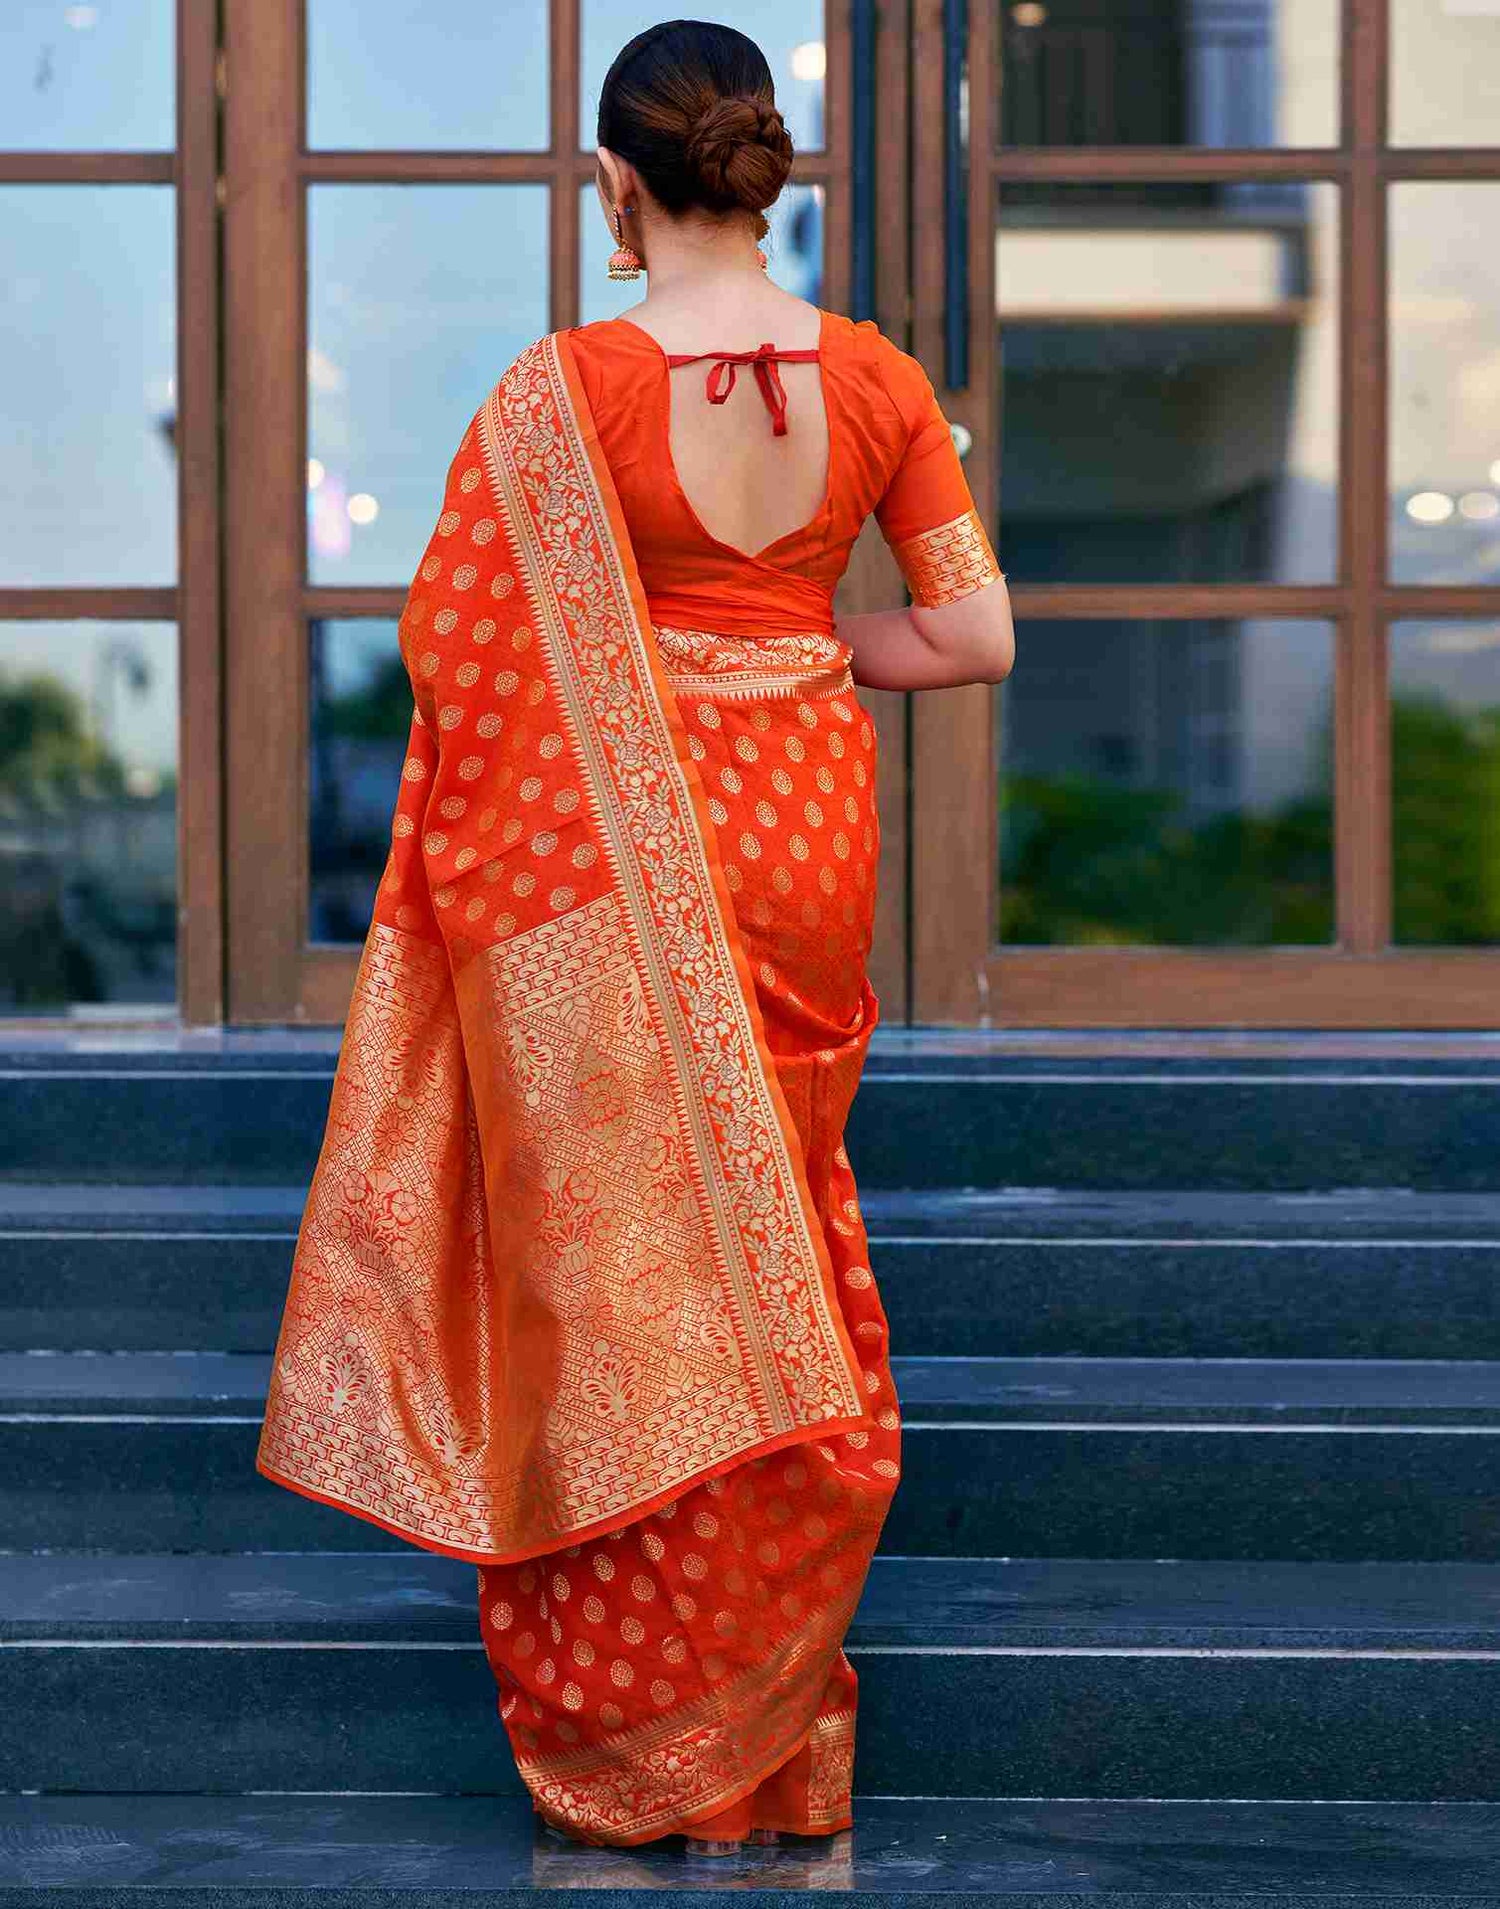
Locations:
4;1036;1500;1904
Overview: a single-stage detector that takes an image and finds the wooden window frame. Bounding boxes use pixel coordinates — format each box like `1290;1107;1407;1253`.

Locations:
909;0;1500;1026
0;0;223;1023
221;0;913;1024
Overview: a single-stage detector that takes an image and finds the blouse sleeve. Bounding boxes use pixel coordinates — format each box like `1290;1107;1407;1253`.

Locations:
871;333;1003;608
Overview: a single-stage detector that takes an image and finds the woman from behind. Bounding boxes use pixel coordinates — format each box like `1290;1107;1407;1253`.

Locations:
257;15;1012;1856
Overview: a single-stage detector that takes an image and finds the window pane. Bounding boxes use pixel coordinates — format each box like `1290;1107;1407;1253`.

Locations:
1;0;173;150
308;0;548;150
1391;0;1500;147
998;0;1338;149
577;181;824;326
996;182;1338;585
307;185;549;586
1390;185;1500;586
1392;620;1500;946
0;622;177;1013
582;5;826;155
998;618;1334;946
309;620;405;945
1;186;176;586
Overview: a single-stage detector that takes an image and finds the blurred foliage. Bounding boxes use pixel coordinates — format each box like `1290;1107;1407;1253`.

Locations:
0;669;123;800
1000;774;1334;945
1392;694;1500;944
1002;691;1500;947
320;652;411;741
0;668;174;1008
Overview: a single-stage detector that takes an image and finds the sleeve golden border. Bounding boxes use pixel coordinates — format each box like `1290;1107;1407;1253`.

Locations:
893;508;1002;608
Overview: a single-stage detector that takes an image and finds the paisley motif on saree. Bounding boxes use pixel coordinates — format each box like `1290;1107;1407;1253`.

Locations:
255;331;875;1563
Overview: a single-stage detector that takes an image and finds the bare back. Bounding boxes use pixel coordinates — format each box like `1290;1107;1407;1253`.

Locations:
619;299;831;563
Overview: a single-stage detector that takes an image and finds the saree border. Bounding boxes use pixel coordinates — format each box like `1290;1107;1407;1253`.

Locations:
255;330;877;1567
513;1575;864;1843
479;332;868;1439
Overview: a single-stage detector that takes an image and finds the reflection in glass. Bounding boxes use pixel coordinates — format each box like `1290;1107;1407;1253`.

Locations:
308;0;548;150
998;0;1338;149
996;182;1338;586
1391;621;1500;946
308;186;548;585
1;187;176;587
309;620;407;944
582;2;826;154
1389;185;1500;587
1391;0;1500;147
2;0;173;150
0;622;177;1012
998;619;1334;945
578;182;824;327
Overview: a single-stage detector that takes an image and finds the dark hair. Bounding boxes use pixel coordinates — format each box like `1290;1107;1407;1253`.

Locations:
597;19;794;230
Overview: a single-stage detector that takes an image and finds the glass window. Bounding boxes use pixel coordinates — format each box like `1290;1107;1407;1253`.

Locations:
1;0;173;151
1389;184;1500;586
0;621;177;1013
582;4;827;155
998;0;1338;149
1391;620;1500;946
996;182;1338;585
577;180;824;327
308;619;406;945
998;618;1335;946
308;0;549;151
307;185;549;586
1;186;176;587
1391;0;1500;147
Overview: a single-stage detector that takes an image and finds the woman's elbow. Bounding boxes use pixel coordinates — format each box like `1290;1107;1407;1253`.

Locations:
973;613;1015;683
968;581;1015;684
912;578;1015;686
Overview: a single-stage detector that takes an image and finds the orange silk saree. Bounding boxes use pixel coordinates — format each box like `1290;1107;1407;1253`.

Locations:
256;326;900;1843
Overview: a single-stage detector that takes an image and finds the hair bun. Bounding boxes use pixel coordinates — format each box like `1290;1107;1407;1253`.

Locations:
684;94;794;213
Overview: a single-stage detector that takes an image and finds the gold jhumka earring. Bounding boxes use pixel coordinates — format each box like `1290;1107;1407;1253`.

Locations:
607;205;644;279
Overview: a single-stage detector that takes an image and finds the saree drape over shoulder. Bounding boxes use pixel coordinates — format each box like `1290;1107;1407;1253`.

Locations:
257;311;1001;1845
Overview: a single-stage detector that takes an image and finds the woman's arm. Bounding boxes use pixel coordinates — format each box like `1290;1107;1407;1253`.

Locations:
838;574;1015;691
858;330;1015;691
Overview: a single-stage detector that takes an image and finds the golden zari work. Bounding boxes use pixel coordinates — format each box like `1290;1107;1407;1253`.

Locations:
256;331;875;1565
893;506;1001;607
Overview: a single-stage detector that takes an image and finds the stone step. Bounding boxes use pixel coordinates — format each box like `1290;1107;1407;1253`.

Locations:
3;1793;1499;1904
6;1353;1500;1560
4;1555;1500;1799
8;1044;1500;1189
9;1185;1500;1358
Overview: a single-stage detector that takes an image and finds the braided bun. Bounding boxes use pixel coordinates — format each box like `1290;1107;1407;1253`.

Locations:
683;95;794;213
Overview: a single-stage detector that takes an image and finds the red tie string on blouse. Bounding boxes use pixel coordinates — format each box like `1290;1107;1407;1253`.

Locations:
664;340;821;438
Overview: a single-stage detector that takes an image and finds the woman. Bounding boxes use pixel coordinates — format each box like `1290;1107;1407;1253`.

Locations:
257;17;1012;1855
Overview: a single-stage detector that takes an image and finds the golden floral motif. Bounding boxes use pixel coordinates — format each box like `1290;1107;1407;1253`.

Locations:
259;330;872;1563
652;623;854;702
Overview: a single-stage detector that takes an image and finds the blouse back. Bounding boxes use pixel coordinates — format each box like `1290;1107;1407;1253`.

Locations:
566;309;998;637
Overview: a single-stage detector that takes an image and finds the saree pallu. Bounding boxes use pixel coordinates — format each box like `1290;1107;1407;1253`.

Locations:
256;329;899;1844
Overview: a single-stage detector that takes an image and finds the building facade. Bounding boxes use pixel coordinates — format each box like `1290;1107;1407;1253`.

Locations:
3;0;1498;1026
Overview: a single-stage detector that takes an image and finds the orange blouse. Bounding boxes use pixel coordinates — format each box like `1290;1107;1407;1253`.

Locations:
566;308;1001;639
